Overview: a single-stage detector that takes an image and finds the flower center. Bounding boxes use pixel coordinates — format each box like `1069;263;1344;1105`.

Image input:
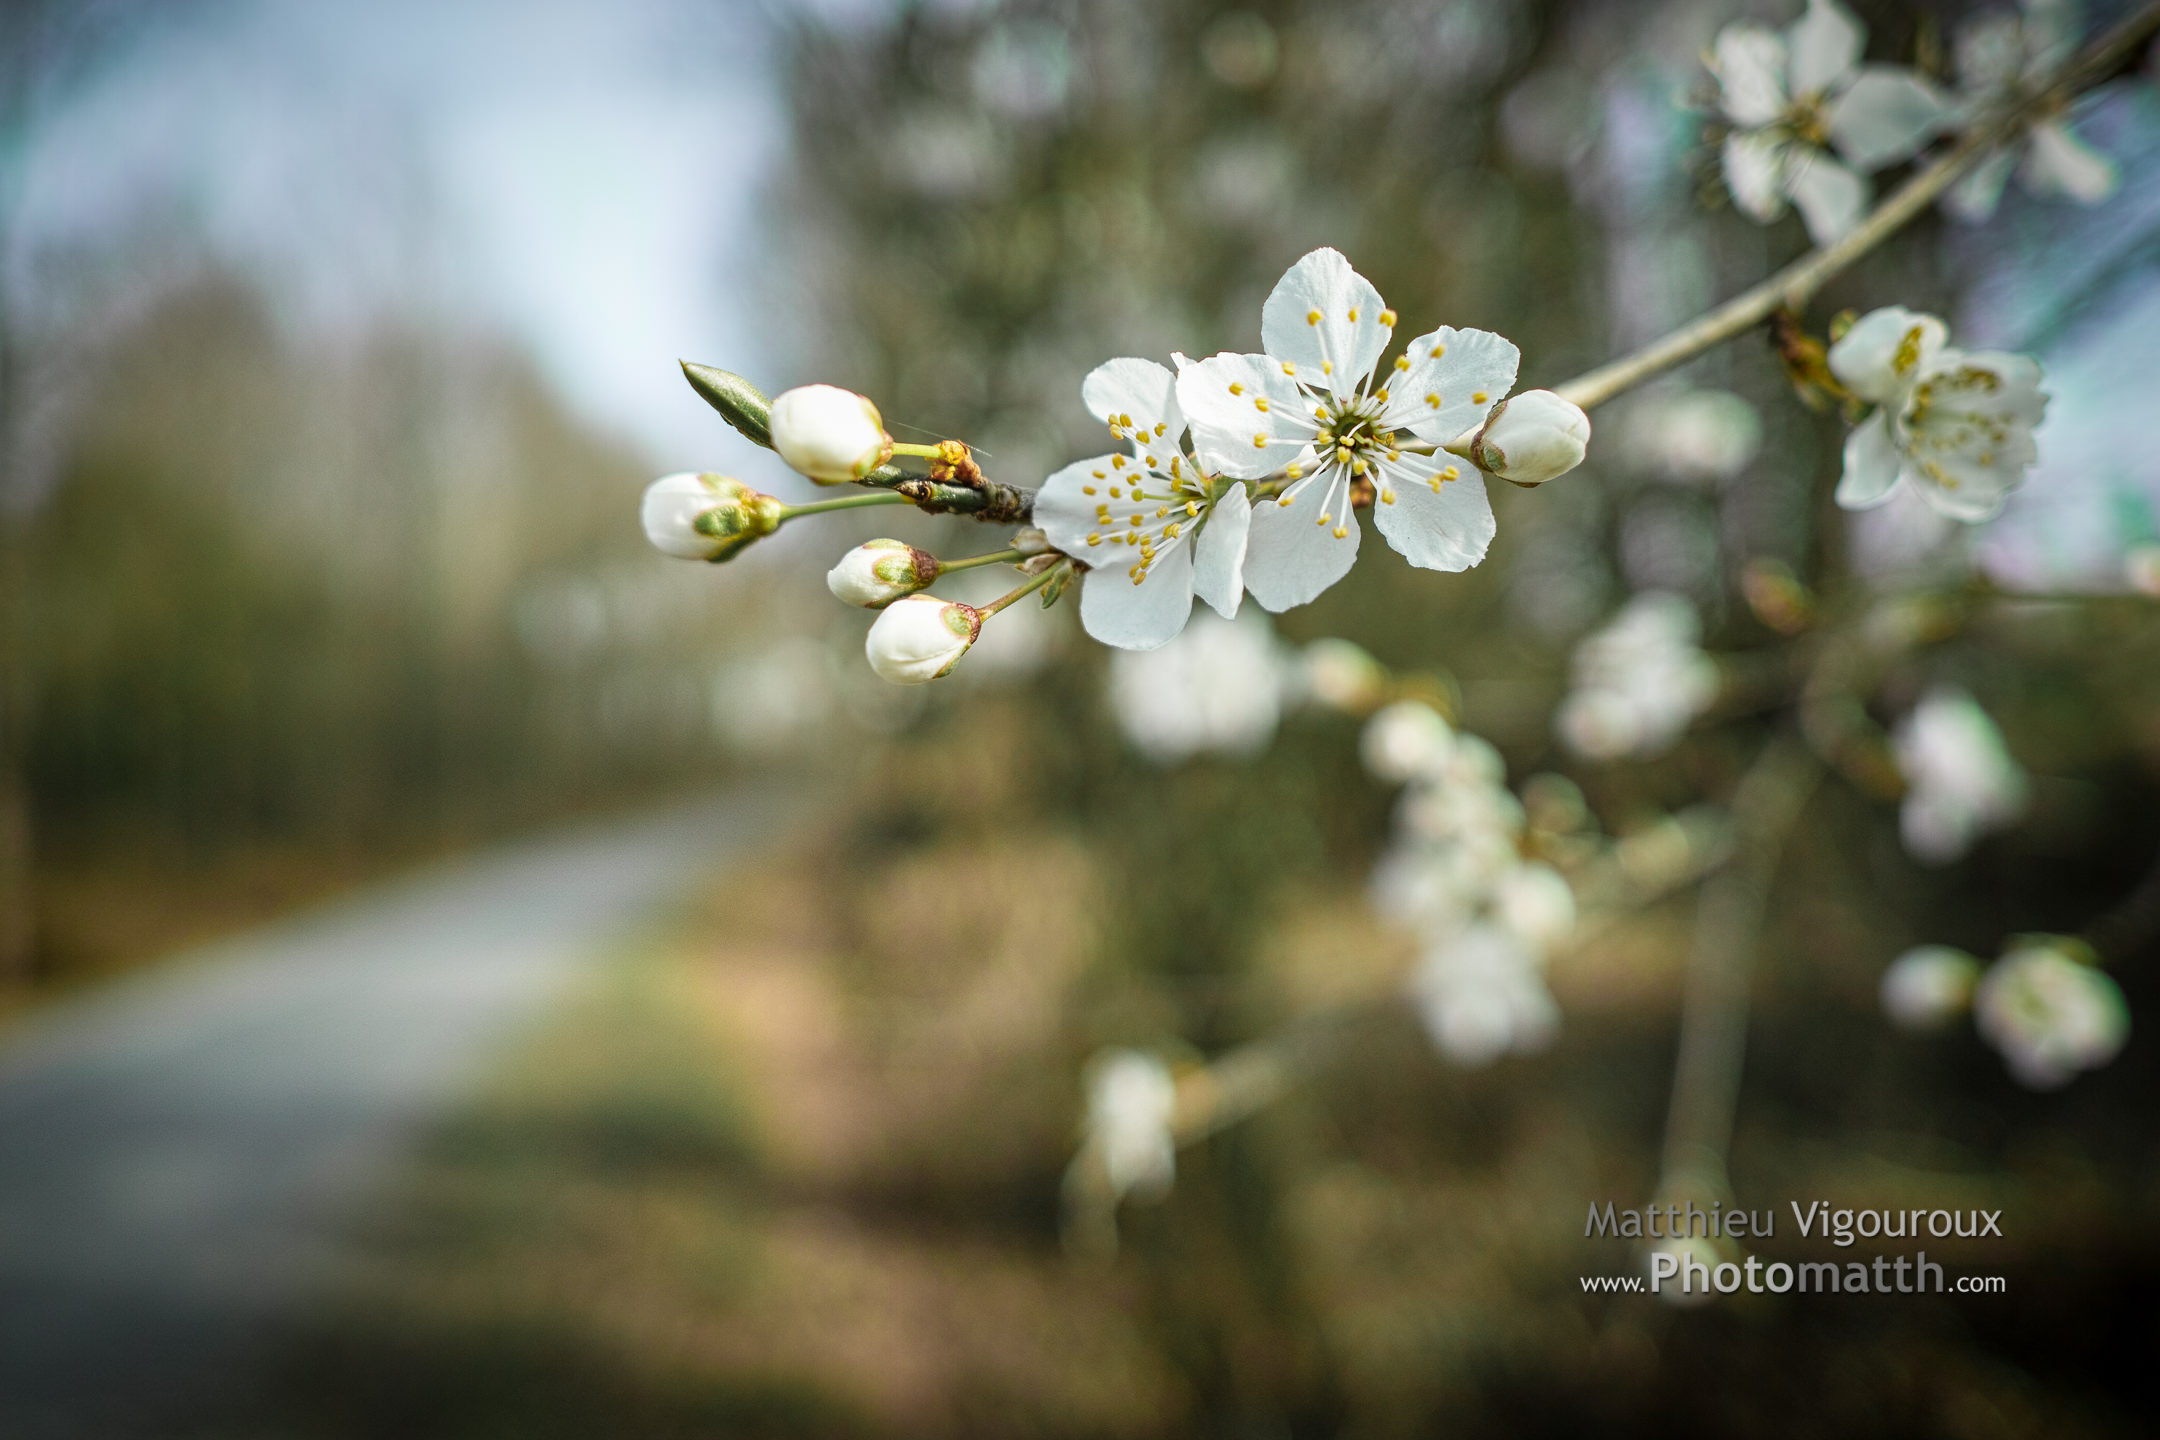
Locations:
1314;395;1399;475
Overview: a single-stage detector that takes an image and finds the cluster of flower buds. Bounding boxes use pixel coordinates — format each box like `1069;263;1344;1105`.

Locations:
1882;937;2129;1089
1361;699;1577;1067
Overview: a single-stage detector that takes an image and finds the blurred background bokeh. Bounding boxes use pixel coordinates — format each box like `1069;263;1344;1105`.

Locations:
5;0;2160;1435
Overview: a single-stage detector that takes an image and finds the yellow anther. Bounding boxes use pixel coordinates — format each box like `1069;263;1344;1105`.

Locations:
1170;457;1182;476
1120;413;1133;427
1109;487;1121;498
1165;523;1180;539
1156;505;1168;518
1335;446;1353;464
1083;485;1096;495
1317;512;1332;526
1155;422;1167;436
1348;307;1359;322
1426;392;1441;407
1087;534;1101;546
1379;309;1396;327
1374;388;1388;404
1472;391;1488;403
1129;515;1142;526
1380;489;1395;504
1285;464;1303;479
1146;455;1159;467
1322;361;1333;375
1253;433;1269;448
1092;469;1106;479
1441;465;1459;480
1430;343;1446;358
1333;525;1348;539
1185;500;1200;515
1386;449;1400;462
1428;478;1441;493
1395;355;1410;372
1281;361;1297;375
1277;495;1294;507
1112;455;1127;468
1307;309;1321;325
1229;382;1244;395
1254;398;1269;412
1351;457;1368;475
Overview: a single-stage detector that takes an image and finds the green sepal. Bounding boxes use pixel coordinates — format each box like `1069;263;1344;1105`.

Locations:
681;363;774;449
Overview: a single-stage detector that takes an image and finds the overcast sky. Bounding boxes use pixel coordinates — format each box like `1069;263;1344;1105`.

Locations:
14;0;785;470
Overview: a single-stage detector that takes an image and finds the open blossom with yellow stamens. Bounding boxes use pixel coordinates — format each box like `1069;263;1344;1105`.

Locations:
1828;306;2046;523
1175;247;1521;613
1034;357;1252;650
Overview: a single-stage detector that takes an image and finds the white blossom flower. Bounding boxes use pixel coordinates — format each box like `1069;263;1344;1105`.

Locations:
827;538;939;608
1974;941;2129;1088
1107;609;1287;764
1880;944;1983;1030
1710;0;1954;244
1828;308;2047;524
1555;593;1719;759
1084;1049;1178;1201
1036;358;1253;649
1493;862;1577;951
640;472;784;562
769;384;893;484
1893;684;2027;863
1361;700;1456;784
1944;0;2118;223
1177;248;1526;612
1300;637;1392;713
864;593;983;684
1408;924;1560;1068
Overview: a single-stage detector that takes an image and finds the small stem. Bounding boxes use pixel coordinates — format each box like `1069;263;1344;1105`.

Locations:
981;559;1067;615
938;547;1024;574
778;490;914;518
889;441;946;460
1658;731;1822;1202
1552;0;2160;414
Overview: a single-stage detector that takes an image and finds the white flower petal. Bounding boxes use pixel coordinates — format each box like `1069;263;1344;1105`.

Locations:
2021;118;2118;205
1787;0;1864;100
1710;25;1789;127
1193;481;1252;618
1722;129;1790;223
1783;149;1868;244
1828;305;1948;405
1954;13;2025;97
1081;356;1183;441
1383;325;1521;445
1177;351;1312;480
1034;453;1128;556
1371;456;1495;572
1835;410;1903;510
1078;539;1197;650
1944;147;2017;223
1241;472;1361;612
1902;349;2045;522
1829;67;1955;170
1258;247;1391;399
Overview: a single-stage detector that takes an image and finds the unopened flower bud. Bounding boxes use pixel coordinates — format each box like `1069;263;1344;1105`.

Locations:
827;538;941;609
1879;945;1980;1032
640;472;785;562
864;593;983;684
769;384;893;483
1465;390;1590;488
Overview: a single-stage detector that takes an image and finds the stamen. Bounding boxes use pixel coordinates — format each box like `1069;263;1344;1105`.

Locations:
1472;391;1488;404
1306;309;1321;326
1229;382;1244;395
1379;309;1396;327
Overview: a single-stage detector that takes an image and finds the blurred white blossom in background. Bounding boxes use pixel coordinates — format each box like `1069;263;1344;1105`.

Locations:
1893;684;2028;864
1880;944;1983;1031
1974;941;2130;1087
1083;1049;1178;1201
1107;609;1289;764
1945;0;2118;222
1709;0;1952;244
1555;592;1719;759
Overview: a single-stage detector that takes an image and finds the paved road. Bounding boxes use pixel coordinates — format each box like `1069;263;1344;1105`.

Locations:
0;792;781;1438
